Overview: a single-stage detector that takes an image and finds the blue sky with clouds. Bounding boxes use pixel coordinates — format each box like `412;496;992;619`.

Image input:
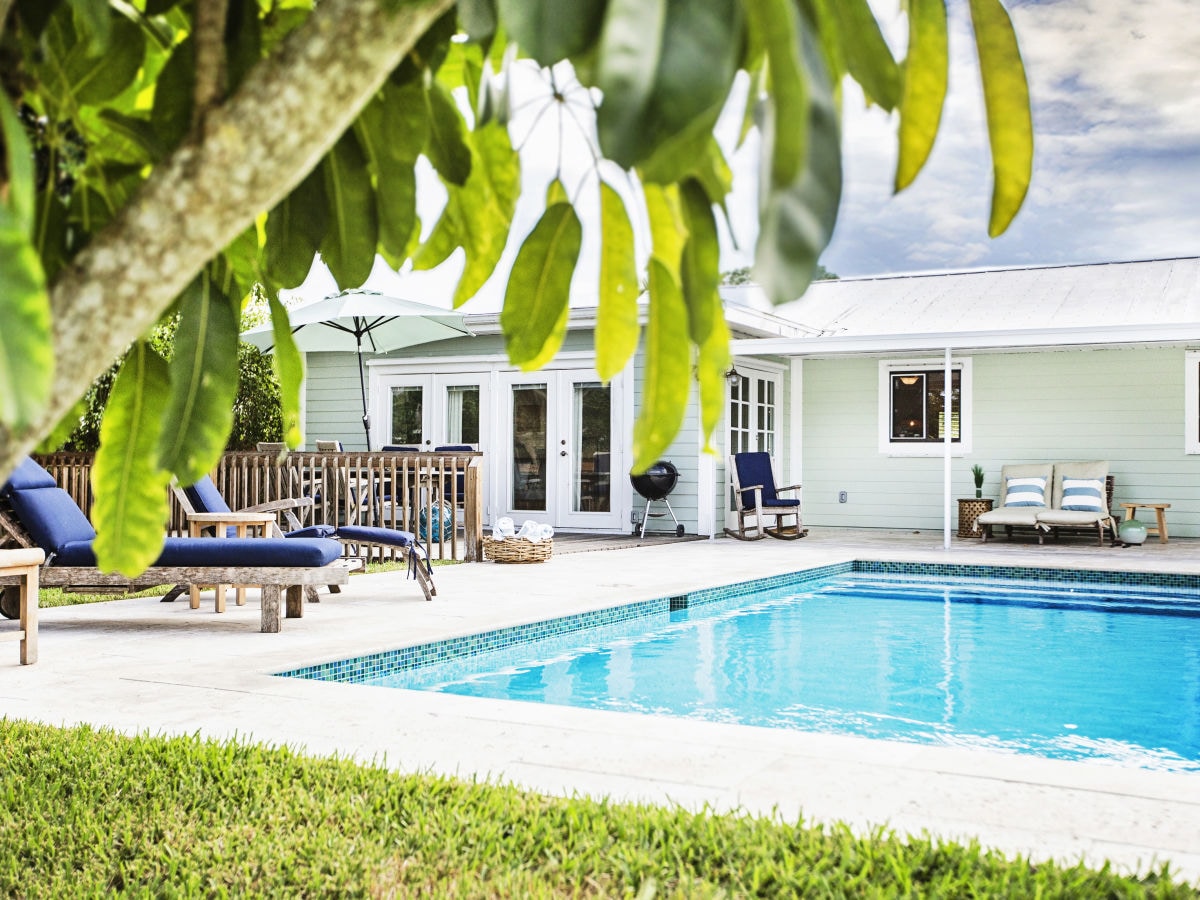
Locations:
295;0;1200;308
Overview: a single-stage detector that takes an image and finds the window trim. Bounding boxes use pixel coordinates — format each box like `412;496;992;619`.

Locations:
1186;350;1200;454
878;358;973;457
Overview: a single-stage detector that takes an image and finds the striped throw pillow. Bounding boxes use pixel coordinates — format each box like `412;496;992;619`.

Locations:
1061;477;1105;512
1004;476;1047;507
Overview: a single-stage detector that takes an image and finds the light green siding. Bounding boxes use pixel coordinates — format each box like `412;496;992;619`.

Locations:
802;347;1200;537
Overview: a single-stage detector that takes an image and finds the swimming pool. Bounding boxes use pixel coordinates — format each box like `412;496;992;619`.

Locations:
280;562;1200;772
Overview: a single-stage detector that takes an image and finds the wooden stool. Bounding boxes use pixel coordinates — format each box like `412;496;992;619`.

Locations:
186;512;277;611
0;547;45;664
1120;502;1171;544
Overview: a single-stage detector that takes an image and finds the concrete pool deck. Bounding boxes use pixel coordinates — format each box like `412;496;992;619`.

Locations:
2;527;1199;885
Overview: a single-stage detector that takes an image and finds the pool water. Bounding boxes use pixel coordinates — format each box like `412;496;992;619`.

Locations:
291;569;1200;771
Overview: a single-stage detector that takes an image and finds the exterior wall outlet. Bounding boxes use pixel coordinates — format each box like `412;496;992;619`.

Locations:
838;490;848;503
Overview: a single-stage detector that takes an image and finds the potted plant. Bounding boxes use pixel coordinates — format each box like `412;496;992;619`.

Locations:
971;464;985;499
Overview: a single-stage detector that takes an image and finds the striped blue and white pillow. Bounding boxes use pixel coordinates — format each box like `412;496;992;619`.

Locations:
1003;476;1047;507
1061;477;1105;512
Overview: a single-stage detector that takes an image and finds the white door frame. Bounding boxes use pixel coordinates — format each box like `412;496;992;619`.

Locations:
723;359;787;533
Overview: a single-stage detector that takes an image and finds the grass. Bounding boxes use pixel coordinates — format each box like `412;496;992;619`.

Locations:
0;720;1194;898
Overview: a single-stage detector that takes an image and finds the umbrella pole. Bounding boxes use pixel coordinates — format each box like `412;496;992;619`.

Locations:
356;334;371;451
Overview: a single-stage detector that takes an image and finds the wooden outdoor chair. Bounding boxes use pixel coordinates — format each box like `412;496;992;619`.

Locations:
725;452;807;541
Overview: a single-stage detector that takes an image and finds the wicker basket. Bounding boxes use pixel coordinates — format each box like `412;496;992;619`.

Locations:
483;536;553;563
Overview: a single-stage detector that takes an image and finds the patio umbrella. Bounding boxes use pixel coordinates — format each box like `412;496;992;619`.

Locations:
242;289;473;449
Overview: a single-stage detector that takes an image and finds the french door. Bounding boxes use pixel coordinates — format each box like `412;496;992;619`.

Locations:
380;375;484;450
500;370;622;531
724;364;784;530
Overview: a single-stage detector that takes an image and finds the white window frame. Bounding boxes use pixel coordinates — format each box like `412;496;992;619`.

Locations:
878;358;973;457
1186;350;1200;454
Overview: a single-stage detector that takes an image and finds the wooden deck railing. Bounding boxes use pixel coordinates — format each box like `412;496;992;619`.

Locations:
34;450;484;562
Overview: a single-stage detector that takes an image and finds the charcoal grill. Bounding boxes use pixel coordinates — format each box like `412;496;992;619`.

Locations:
629;460;685;538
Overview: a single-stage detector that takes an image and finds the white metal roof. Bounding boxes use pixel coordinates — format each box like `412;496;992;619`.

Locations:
726;257;1200;356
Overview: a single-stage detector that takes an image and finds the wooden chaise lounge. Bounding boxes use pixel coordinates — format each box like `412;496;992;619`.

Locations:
0;458;354;633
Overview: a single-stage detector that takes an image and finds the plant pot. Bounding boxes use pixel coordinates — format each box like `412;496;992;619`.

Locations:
1118;520;1148;547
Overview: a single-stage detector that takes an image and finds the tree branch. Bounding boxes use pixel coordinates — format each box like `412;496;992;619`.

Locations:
0;0;456;477
191;0;230;131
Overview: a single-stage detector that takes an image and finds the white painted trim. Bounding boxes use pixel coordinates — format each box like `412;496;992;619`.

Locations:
1186;351;1200;454
788;359;803;497
877;357;973;457
367;350;597;371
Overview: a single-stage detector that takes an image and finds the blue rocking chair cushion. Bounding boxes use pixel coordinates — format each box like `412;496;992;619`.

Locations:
734;452;792;506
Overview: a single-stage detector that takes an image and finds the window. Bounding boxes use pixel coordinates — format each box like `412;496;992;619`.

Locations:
390;385;423;445
1186;351;1200;454
445;385;480;445
878;359;972;455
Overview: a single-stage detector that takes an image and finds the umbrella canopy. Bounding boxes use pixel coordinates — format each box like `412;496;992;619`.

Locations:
242;289;473;449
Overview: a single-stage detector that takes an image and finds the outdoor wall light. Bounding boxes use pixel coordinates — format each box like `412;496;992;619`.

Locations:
725;365;742;386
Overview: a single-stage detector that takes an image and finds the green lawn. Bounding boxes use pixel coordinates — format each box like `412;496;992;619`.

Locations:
0;720;1193;897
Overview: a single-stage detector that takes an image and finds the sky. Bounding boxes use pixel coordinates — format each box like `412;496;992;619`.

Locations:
294;0;1200;308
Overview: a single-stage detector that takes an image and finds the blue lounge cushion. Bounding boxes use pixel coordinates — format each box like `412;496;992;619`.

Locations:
8;486;97;555
1060;477;1105;512
1003;476;1047;507
287;525;338;540
335;525;415;549
54;537;344;568
185;476;232;515
1;457;59;496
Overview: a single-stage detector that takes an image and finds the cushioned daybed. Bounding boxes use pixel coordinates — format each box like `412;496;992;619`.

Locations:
977;460;1115;546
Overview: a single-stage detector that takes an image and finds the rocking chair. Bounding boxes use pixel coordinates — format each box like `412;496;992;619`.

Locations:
725;452;807;541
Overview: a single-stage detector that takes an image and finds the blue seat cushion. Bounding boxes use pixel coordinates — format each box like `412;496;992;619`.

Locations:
287;525;338;539
53;537;344;568
761;498;800;508
8;486;97;555
1;457;60;496
184;476;232;515
335;525;415;548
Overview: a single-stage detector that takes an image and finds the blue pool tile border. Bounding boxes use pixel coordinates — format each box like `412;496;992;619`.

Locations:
275;560;1200;686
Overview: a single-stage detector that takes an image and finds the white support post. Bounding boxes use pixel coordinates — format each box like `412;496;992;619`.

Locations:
943;347;952;550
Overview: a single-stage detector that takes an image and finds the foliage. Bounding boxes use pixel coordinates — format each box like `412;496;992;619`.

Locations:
0;0;1034;574
0;720;1193;897
721;264;837;285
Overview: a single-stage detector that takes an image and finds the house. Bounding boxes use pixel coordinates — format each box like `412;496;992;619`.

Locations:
287;257;1200;539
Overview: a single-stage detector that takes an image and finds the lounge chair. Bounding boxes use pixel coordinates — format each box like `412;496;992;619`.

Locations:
725;452;807;541
176;475;436;602
977;461;1115;546
0;458;353;632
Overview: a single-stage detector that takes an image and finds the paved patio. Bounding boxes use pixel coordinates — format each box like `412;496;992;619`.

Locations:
3;527;1199;885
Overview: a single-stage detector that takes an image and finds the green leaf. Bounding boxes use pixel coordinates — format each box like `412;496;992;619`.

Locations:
968;0;1033;237
424;79;472;187
687;138;733;211
0;95;53;430
679;179;720;346
65;0;112;56
355;88;422;266
696;310;731;453
458;0;498;45
265;166;327;289
643;182;687;274
632;259;690;473
827;0;901;110
414;123;520;308
15;0;65;40
268;294;305;448
594;0;667;168
62;13;146;105
753;15;841;305
747;0;807;189
595;181;639;382
151;35;194;149
319;129;378;289
225;0;263;94
501;202;582;370
97;109;165;163
157;273;240;484
91;343;171;577
896;0;949;192
497;0;605;67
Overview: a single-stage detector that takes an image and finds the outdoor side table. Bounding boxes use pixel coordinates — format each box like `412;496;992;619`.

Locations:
186;511;278;611
0;547;44;665
1119;502;1171;544
957;498;993;538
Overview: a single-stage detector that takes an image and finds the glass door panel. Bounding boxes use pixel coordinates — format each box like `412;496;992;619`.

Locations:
511;384;547;512
389;385;424;447
571;382;611;513
444;385;480;446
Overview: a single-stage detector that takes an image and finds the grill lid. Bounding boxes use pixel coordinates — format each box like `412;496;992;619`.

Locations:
629;460;680;501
